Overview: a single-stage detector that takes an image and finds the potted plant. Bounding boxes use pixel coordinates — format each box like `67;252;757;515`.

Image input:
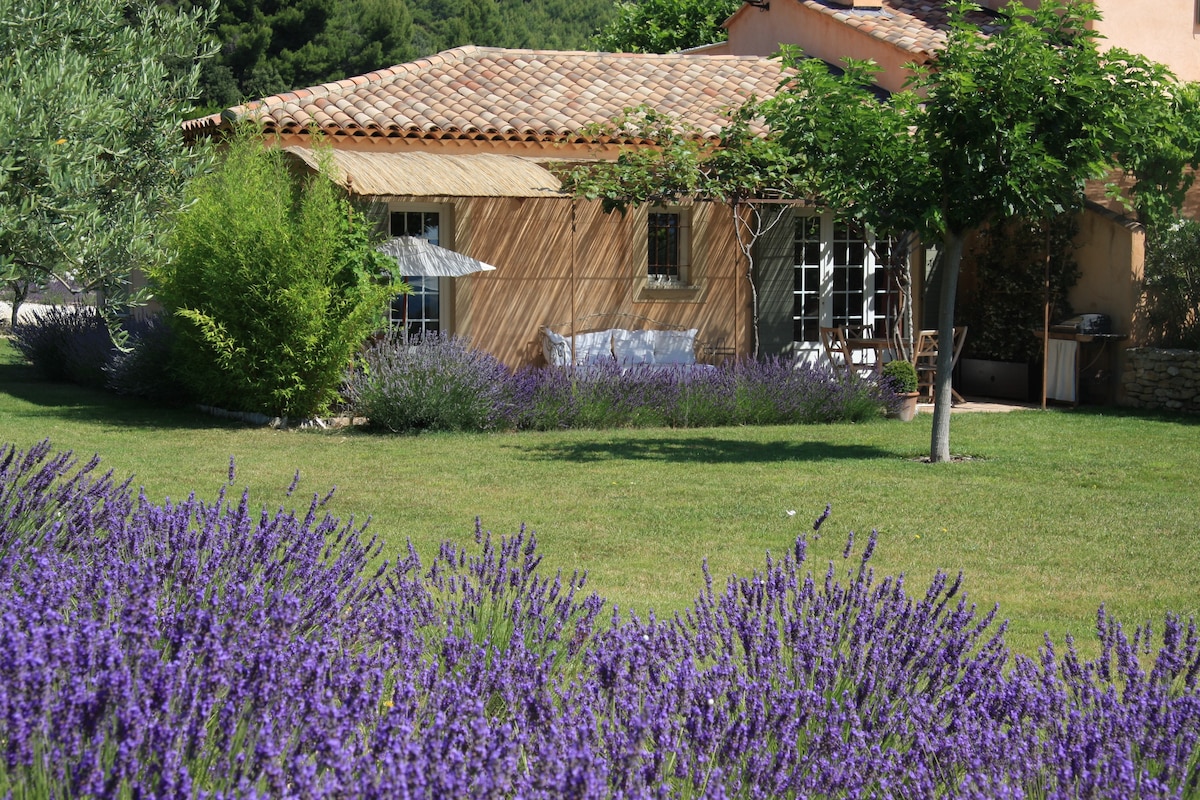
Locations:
881;359;920;421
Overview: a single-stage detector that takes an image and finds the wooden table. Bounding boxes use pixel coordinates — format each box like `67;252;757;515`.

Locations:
844;336;893;372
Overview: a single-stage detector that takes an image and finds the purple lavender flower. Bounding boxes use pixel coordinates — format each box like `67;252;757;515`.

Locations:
814;502;831;531
3;447;1198;798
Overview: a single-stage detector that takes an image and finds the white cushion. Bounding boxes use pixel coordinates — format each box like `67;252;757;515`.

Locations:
612;329;657;366
653;328;698;365
543;330;571;366
573;330;615;365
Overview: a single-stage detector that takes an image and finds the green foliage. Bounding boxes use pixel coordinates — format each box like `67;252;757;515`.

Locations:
1095;63;1200;230
592;0;740;53
880;359;918;394
1143;219;1200;349
763;0;1200;241
188;0;615;111
182;0;415;110
559;107;802;213
489;0;615;50
409;0;614;61
758;56;931;239
151;129;394;418
0;0;218;312
960;216;1079;362
559;110;709;213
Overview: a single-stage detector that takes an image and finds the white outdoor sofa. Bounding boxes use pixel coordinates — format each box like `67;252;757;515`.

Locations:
540;315;712;370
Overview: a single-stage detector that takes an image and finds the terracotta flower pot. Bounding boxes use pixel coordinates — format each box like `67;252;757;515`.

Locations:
888;392;920;422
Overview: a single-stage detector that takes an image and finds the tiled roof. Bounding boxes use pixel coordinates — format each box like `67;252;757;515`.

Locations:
183;47;789;144
792;0;1002;57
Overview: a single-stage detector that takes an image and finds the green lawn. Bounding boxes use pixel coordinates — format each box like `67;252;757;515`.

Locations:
2;337;1197;657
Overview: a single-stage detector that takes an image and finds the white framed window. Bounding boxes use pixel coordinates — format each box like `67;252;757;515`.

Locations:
387;205;450;337
646;207;691;285
792;211;897;365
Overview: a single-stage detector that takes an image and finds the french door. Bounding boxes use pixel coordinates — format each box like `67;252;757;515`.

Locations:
792;211;894;366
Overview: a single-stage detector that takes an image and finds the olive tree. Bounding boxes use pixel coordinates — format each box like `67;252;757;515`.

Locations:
0;0;218;324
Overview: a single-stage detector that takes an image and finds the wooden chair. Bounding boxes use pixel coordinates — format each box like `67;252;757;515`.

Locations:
914;326;968;402
819;326;847;369
820;325;875;377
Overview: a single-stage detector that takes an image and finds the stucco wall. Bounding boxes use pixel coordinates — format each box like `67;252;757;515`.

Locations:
1092;0;1200;83
1069;206;1144;341
723;4;917;93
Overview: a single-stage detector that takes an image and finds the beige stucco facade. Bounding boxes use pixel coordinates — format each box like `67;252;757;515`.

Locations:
1090;0;1200;83
716;4;921;94
1069;205;1145;339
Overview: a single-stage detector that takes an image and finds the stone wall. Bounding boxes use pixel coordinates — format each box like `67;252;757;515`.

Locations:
1120;348;1200;413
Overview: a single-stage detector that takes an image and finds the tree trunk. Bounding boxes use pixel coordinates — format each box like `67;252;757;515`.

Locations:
6;280;29;328
930;230;965;463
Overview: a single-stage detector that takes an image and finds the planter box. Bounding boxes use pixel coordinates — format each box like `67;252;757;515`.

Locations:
958;358;1031;401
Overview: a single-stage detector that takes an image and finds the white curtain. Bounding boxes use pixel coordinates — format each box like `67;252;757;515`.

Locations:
1046;338;1078;402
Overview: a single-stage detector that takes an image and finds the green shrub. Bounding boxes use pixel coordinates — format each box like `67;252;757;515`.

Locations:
880;359;918;393
150;127;393;418
1144;219;1200;349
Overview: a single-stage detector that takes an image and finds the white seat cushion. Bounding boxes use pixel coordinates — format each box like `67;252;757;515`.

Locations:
573;330;615;365
653;328;698;365
612;329;657;366
543;330;571;366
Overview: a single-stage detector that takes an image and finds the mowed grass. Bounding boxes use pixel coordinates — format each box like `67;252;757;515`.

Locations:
1;337;1197;657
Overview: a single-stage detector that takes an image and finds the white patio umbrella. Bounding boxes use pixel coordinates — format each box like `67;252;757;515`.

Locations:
375;236;497;277
376;236;497;336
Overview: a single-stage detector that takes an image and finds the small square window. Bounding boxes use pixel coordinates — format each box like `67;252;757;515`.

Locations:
647;208;690;284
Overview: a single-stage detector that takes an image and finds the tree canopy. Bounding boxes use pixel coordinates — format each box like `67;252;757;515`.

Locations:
592;0;741;54
181;0;416;110
185;0;617;111
0;0;218;324
760;0;1200;461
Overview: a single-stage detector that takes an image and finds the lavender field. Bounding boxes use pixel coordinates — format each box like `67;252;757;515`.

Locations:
2;440;1198;798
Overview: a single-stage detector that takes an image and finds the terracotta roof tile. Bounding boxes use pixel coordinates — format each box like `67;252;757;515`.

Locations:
184;47;789;142
796;0;1002;57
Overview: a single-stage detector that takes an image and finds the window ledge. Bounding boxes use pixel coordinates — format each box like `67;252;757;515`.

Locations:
637;279;706;302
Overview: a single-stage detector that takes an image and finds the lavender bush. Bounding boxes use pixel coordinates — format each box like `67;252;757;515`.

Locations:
3;441;1198;798
11;309;189;403
353;336;890;432
510;357;890;430
347;332;514;432
11;306;114;388
105;314;191;404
